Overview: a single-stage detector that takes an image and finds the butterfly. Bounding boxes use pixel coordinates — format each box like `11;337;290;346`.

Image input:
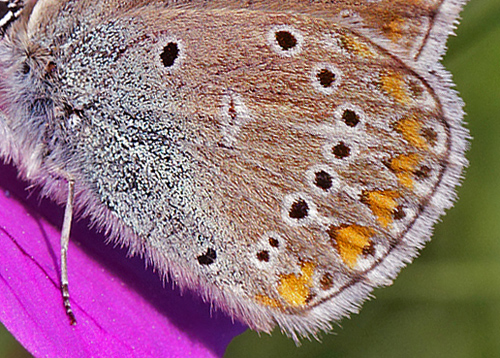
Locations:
0;0;468;341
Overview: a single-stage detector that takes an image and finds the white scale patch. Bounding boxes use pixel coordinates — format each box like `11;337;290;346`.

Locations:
219;92;252;147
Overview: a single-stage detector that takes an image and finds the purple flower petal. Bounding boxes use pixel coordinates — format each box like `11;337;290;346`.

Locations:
0;161;247;358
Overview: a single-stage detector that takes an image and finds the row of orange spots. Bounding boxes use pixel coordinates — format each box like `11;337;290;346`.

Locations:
383;17;405;41
327;224;373;269
362;190;400;228
388;153;421;188
255;294;281;308
255;262;316;308
379;70;410;104
392;114;429;188
395;114;429;149
255;223;377;310
379;0;429;43
277;262;315;307
337;33;375;58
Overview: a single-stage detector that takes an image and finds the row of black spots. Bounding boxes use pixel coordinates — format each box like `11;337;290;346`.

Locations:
160;28;349;99
268;26;342;94
197;247;217;265
312;64;341;95
322;137;360;164
197;233;283;266
323;107;368;164
160;42;179;67
255;233;281;264
341;108;360;128
325;106;371;166
305;165;340;194
159;26;339;96
282;193;320;228
331;141;351;159
158;38;185;69
269;25;304;57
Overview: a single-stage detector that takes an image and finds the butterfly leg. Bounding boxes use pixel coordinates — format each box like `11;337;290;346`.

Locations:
60;178;77;325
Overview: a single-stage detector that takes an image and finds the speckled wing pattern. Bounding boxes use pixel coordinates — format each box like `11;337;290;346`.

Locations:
3;0;468;340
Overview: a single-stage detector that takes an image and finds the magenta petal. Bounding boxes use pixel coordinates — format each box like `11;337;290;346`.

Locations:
0;162;247;358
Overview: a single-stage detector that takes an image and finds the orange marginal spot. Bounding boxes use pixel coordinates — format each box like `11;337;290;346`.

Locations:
255;294;281;308
327;225;373;269
389;153;422;188
390;153;421;172
383;17;405;41
362;190;400;228
277;262;315;308
395;114;428;148
396;173;414;188
338;33;375;58
379;71;409;103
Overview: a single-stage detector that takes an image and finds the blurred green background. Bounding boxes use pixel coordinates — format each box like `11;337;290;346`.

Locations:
1;0;499;357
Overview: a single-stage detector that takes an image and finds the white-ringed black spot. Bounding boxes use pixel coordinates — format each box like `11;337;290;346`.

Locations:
268;25;303;57
314;170;333;190
282;193;318;226
306;165;340;195
160;42;179;67
332;141;350;159
256;250;270;262
268;236;279;248
317;68;336;88
197;248;217;265
275;30;297;51
342;109;360;127
289;199;309;219
311;63;341;94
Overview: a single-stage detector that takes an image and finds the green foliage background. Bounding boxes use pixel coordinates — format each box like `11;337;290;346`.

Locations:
1;1;499;357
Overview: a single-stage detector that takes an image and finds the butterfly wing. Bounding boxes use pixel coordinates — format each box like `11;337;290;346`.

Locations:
109;0;466;62
9;0;467;339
